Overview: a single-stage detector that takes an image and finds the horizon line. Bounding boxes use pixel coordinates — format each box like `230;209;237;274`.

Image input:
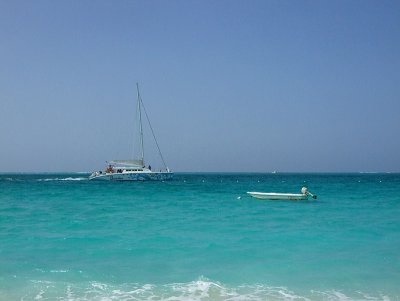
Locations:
0;171;398;174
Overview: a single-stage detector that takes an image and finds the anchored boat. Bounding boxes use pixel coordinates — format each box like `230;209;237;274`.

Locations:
247;187;317;200
89;84;173;181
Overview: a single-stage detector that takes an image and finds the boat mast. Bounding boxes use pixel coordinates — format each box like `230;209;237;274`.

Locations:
136;83;145;165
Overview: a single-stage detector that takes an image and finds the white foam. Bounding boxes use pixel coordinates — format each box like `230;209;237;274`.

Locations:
37;177;87;181
312;289;391;301
13;278;394;301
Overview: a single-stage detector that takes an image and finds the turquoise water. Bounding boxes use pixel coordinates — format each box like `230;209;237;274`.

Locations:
1;173;399;300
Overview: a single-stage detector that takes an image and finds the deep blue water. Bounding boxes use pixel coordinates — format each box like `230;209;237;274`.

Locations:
0;173;399;300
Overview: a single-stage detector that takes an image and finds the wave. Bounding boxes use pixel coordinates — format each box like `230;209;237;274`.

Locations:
3;177;18;181
36;177;88;181
7;277;393;301
1;176;88;182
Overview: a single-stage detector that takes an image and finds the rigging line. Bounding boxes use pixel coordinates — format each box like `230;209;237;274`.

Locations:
138;93;169;170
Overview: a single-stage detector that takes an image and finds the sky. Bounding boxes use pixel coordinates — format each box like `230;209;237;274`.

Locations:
1;0;399;172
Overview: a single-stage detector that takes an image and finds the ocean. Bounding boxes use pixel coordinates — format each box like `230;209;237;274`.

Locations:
0;173;399;300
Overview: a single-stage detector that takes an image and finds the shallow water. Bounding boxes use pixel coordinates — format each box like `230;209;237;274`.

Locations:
1;173;399;300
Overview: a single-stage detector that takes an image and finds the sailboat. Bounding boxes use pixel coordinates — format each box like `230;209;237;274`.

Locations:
89;84;173;181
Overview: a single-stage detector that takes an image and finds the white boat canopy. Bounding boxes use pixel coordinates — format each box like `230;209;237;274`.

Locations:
108;160;144;167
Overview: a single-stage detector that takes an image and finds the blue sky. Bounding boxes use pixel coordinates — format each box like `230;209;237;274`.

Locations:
1;0;399;172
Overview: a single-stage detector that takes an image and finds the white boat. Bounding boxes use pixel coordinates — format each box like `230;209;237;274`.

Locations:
247;187;317;200
89;84;173;181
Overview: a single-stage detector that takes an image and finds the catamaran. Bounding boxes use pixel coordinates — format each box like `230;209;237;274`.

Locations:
89;84;173;181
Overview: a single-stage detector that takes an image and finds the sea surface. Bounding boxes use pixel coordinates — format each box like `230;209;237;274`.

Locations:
0;173;399;300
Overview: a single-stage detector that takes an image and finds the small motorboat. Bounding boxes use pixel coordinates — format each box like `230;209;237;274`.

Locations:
247;187;317;201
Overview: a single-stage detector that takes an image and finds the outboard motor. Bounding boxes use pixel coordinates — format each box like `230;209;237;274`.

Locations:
301;187;317;199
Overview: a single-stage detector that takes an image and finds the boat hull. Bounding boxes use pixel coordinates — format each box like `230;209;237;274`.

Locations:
247;191;308;200
89;171;173;181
